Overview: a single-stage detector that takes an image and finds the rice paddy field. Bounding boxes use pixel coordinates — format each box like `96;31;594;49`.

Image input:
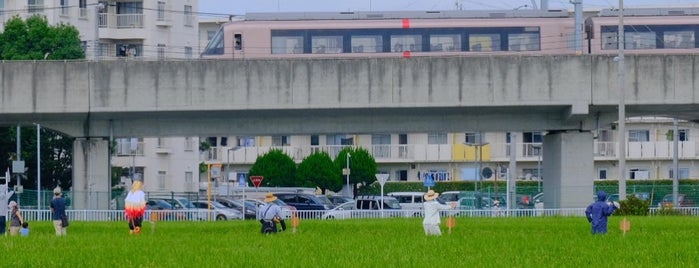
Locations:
4;216;699;267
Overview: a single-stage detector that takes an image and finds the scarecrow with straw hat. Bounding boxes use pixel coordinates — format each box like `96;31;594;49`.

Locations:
257;192;285;234
124;180;146;235
422;190;455;236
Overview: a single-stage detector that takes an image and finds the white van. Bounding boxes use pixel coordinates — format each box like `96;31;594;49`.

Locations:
387;192;425;217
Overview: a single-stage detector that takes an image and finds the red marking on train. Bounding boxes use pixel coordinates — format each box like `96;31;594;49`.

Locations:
402;19;410;29
402;51;411;58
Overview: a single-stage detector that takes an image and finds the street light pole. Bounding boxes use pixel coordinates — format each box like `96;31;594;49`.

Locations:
346;153;351;197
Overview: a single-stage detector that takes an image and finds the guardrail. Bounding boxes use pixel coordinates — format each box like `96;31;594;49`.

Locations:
14;207;699;222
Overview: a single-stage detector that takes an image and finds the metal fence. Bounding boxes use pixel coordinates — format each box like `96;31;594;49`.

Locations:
14;206;699;223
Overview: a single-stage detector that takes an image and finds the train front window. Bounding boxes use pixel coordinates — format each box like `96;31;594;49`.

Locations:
469;34;501;51
508;33;540;51
203;28;224;55
430;34;461;52
272;36;304;54
664;30;694;49
391;34;422;52
312;36;343;54
351;35;383;53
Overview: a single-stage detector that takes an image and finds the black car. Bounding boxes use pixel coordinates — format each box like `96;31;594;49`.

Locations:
275;193;333;211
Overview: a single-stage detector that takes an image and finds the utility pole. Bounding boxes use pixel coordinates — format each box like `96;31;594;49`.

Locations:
572;0;583;54
617;0;627;200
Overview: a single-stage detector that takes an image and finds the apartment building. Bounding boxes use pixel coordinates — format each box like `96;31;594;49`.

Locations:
193;117;698;191
0;0;199;59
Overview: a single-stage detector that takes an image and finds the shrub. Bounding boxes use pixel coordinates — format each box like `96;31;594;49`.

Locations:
616;195;650;216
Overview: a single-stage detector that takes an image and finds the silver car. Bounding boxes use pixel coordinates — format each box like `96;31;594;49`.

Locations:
192;200;243;220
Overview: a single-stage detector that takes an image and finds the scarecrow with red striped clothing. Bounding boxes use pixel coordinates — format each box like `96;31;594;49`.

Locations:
124;180;146;235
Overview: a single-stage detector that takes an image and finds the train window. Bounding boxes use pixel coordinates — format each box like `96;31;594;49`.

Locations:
351;35;383;53
203;28;224;55
469;34;501;52
234;34;242;50
429;34;461;52
664;31;694;49
625;32;656;49
601;31;617;50
312;36;343;54
508;33;540;51
272;36;304;54
391;35;423;52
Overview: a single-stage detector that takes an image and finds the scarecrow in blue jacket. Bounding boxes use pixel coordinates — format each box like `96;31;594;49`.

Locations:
585;191;618;234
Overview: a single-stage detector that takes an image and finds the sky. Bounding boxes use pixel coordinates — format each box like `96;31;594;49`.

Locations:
199;0;699;18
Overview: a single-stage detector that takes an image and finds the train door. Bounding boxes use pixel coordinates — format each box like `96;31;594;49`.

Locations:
233;33;243;58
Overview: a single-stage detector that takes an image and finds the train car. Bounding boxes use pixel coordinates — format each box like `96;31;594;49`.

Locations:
201;10;580;59
586;8;699;55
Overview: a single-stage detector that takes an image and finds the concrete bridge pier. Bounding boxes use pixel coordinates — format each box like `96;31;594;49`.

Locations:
542;131;594;209
72;138;110;210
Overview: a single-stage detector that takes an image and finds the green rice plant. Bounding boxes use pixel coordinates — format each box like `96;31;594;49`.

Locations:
4;216;699;267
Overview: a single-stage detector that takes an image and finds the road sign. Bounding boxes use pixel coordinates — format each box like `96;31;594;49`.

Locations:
423;173;435;187
375;174;389;186
210;164;221;178
250;176;263;188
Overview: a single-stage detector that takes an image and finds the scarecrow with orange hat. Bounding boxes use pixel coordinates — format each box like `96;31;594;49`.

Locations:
423;190;455;236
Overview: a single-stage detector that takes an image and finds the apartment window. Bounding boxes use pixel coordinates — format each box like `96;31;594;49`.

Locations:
629;168;650;180
464;132;485;145
184;171;193;183
597;129;612;141
238;136;255;147
184;137;194;151
669;129;690;141
598;169;607;180
327;134;353;146
28;0;44;13
372;134;391;158
669;168;690;179
60;0;69;16
158;171;167;189
310;135;319;146
157;44;166;60
157;1;165;21
184;47;192;59
628;130;650;142
396;170;408;181
427;133;447;144
184;5;193;26
272;135;290;146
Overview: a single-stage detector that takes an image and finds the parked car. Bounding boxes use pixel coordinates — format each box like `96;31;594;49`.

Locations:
191;200;243;220
658;194;695;208
216;198;258;219
149;197;212;221
275;193;334;211
608;192;651;202
145;199;185;221
247;198;295;219
322;196;403;220
387;191;425;216
327;195;353;206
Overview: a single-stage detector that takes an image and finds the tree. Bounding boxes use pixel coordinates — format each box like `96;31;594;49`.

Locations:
334;147;378;197
248;149;298;187
297;151;342;194
0;127;74;192
0;15;84;60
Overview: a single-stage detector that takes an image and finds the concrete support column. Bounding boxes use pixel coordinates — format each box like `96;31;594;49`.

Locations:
542;131;594;209
72;138;110;210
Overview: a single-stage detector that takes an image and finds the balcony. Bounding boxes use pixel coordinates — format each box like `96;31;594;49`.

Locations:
206;140;699;165
99;13;144;29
